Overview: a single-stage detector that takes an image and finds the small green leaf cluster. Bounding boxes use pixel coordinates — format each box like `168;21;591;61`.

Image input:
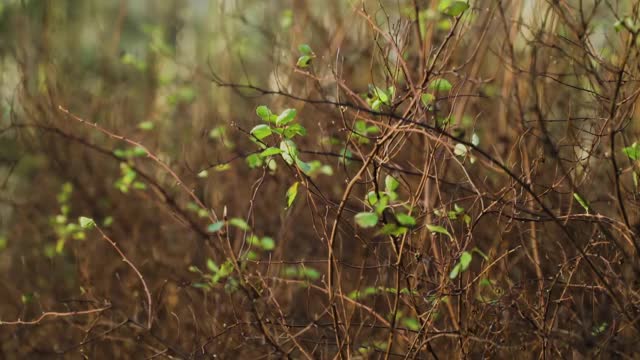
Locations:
47;183;86;256
166;86;196;106
449;248;488;279
121;52;147;71
365;85;395;111
449;251;472;279
439;1;470;17
113;146;147;159
208;125;235;149
355;175;416;236
282;265;320;280
622;142;640;190
573;193;590;213
357;341;389;356
348;286;417;300
433;203;471;226
296;44;314;68
352;120;380;144
207;217;276;261
614;17;640;33
623;142;640;160
186;202;209;218
137;121;154;131
246;105;332;178
189;258;237;292
114;163;146;193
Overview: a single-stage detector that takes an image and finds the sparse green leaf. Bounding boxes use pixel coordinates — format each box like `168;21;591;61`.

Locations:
246;153;263;168
403;317;421;331
251;124;272;140
207;221;224;233
449;263;462;279
622;142;640;160
207;259;219;272
79;216;95;229
385;175;400;192
421;93;435;106
280;140;298;165
283;123;307;138
396;213;416;227
286;182;299;208
355;212;379;228
427;224;452;239
471;133;480;146
573;193;590;213
459;251;472;270
442;1;469;16
298;44;313;55
256;105;272;121
276;109;297;126
297;55;312;68
450;251;472;279
229;218;250;231
454;143;468;157
429;79;452;92
260;147;282;157
260;237;275;251
137;121;154;130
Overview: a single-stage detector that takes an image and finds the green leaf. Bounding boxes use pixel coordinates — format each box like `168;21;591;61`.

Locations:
207;259;219;272
286;181;299;208
276;109;297;126
197;170;208;178
449;263;462;279
396;213;416;227
283;123;307;138
207;221;224;233
622;142;640;160
614;20;624;32
295;158;313;174
402;317;421;331
420;93;435;106
428;79;452;92
298;43;313;55
372;99;383;111
260;147;282;157
256;105;272;121
366;191;378;205
250;124;272;140
131;146;147;157
450;251;472;279
297;55;312;68
246;153;263;168
79;217;96;229
573;193;590;213
427;224;452;239
375;87;390;105
355;212;379;228
302;267;320;280
385;175;400;192
280;140;298;165
379;223;400;236
374;195;389;215
442;1;469;16
454;143;468;157
137;121;154;130
260;237;275;251
229;218;250;231
459;251;472;270
471;133;480;146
